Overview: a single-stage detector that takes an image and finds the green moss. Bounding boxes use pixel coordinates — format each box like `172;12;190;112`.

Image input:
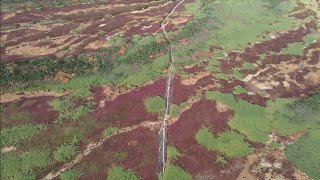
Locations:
170;104;181;118
60;170;82;180
281;42;305;55
206;91;272;143
214;73;229;80
233;85;247;94
50;98;92;124
107;166;140;180
53;144;78;163
271;141;282;150
161;164;192;180
102;127;120;139
242;62;256;70
1;124;46;147
216;155;228;167
196;128;253;157
1;150;51;179
71;88;92;98
167;146;181;162
144;96;166;114
285;129;320;180
266;93;320;136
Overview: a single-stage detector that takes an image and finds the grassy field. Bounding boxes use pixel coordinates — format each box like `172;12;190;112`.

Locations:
196;128;253;157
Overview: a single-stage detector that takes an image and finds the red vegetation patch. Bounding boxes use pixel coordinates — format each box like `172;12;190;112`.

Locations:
168;99;244;178
308;50;319;65
75;127;159;180
1;96;57;127
1;0;192;61
172;75;213;104
289;9;317;20
92;79;166;127
239;21;317;62
183;64;205;74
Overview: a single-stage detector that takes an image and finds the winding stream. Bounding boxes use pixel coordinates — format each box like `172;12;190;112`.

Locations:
157;0;185;176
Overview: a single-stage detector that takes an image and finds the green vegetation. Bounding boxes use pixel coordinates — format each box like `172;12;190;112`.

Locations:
285;129;320;180
1;34;170;93
0;47;117;90
144;96;166;114
161;164;192;180
0;124;46;147
216;155;228;167
60;169;82;180
271;141;282;150
1;150;51;179
53;143;78;163
167;146;181;162
161;145;191;180
207;91;320;142
266;92;320;136
102;127;120;139
206;91;272;143
50;98;92;124
107;166;140;180
71;88;93;98
242;62;256;70
196;128;253;157
170;104;181;118
281;42;305;55
2;110;33;124
233;85;247;94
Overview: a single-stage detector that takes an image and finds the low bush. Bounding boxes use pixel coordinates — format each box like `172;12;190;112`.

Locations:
50;98;92;124
0;124;46;147
53;144;78;163
1;150;51;179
